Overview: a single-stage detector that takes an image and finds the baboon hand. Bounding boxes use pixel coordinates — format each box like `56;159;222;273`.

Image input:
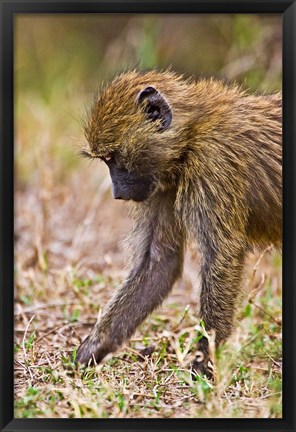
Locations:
75;333;111;366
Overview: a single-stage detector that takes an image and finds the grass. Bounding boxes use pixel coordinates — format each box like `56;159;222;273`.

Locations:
14;201;282;418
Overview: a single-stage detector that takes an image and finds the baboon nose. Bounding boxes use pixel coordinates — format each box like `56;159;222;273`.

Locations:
111;185;123;200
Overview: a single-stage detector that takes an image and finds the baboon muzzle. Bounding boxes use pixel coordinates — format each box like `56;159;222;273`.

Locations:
106;159;155;202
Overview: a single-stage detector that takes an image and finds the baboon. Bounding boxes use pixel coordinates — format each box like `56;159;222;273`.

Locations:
76;70;282;377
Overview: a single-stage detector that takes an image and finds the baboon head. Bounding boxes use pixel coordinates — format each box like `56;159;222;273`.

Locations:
82;70;190;201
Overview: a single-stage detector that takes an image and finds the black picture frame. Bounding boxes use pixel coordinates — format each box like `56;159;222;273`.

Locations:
0;0;295;431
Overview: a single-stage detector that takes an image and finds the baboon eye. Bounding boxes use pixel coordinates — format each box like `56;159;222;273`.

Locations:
102;154;117;165
136;86;172;131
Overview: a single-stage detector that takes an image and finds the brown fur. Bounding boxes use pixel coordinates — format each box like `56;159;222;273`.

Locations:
76;70;282;375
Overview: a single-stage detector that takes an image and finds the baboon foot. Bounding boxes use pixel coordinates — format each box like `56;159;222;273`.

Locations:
191;351;214;380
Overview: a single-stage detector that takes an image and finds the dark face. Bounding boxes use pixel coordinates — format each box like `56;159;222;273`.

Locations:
104;157;155;202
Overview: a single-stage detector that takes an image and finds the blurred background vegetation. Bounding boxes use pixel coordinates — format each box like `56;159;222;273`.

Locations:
15;14;281;186
14;14;282;418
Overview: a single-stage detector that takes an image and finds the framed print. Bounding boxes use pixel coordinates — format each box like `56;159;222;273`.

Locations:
0;0;295;431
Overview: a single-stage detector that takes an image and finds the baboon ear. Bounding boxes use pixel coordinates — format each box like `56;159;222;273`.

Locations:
136;86;172;131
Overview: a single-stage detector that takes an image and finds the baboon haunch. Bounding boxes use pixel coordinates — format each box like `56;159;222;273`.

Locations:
76;70;282;376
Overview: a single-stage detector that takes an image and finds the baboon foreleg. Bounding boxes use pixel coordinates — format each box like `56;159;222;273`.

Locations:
76;199;184;366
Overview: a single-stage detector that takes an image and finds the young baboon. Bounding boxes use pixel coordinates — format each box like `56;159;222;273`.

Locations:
76;70;282;377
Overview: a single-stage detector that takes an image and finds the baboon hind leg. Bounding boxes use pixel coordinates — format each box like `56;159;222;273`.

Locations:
192;238;246;379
